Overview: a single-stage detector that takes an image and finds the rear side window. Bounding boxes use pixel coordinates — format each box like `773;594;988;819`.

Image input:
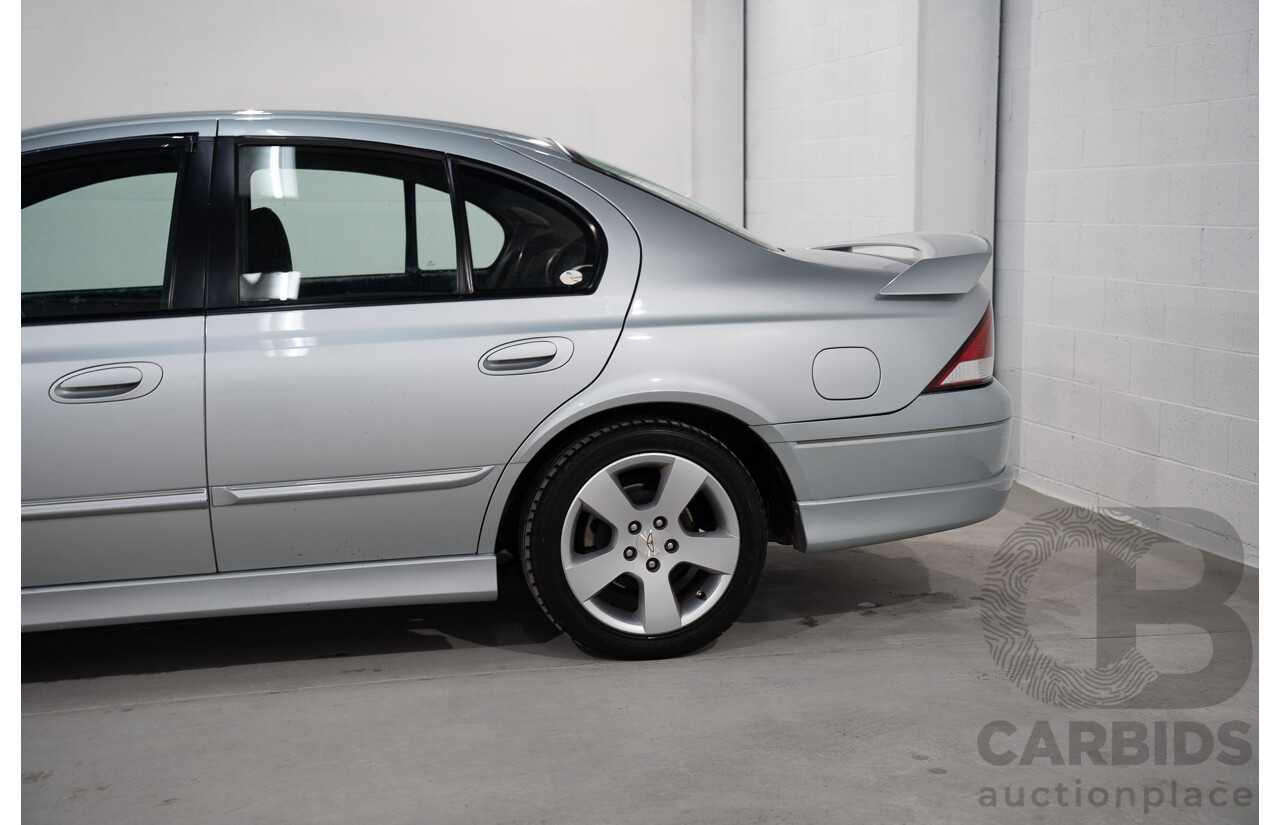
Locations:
22;149;186;319
236;145;459;305
456;165;601;294
232;144;604;307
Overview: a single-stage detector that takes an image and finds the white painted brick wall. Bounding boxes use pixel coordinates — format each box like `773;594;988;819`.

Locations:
996;0;1258;560
745;0;915;246
744;0;1256;560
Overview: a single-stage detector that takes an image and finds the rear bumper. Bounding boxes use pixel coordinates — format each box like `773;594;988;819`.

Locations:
793;465;1013;552
759;380;1013;552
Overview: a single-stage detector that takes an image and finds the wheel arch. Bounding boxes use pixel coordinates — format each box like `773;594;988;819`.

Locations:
484;401;798;560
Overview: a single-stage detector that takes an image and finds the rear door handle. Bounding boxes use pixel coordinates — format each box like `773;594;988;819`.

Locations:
479;338;574;375
50;362;163;403
484;340;557;370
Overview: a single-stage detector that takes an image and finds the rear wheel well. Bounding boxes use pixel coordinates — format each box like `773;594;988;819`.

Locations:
493;403;797;556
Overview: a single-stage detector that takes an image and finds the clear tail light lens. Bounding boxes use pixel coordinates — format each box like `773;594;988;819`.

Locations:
924;304;994;392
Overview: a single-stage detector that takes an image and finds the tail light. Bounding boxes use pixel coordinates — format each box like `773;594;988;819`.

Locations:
924;304;994;392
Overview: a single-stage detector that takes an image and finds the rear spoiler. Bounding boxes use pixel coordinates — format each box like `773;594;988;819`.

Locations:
813;232;991;296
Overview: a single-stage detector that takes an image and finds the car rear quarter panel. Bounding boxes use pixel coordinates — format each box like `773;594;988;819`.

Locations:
508;156;992;427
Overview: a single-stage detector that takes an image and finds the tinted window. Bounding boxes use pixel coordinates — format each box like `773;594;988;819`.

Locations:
457;165;601;294
237;146;459;305
22;149;186;319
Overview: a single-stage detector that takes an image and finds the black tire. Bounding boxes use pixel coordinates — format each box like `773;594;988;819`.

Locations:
521;418;767;659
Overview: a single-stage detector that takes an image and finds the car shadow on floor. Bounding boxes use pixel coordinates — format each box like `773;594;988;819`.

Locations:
22;544;969;683
743;544;946;622
21;566;557;683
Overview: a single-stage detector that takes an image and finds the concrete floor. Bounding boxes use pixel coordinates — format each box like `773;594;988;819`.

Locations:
22;485;1258;824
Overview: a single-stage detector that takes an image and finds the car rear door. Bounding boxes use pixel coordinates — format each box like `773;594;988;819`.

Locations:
21;132;217;587
202;123;640;571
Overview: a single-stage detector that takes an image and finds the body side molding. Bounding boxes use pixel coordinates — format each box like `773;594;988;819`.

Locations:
211;466;494;506
22;489;208;521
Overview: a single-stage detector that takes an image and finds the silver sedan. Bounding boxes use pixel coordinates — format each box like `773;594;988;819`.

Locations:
21;112;1011;658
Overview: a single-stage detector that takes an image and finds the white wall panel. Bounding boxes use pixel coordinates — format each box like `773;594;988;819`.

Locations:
22;0;742;216
746;0;920;246
745;0;998;263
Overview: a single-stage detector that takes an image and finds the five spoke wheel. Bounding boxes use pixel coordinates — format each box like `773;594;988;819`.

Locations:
561;452;742;635
522;419;766;659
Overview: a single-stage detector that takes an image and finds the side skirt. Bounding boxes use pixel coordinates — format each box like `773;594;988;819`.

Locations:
22;555;497;631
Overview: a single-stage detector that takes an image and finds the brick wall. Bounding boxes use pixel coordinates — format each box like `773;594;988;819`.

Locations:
746;0;917;245
995;0;1259;561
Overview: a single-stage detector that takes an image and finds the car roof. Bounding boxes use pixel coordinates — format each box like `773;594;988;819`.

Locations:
21;111;571;157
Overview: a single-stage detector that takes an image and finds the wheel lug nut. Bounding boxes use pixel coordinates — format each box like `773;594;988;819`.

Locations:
623;547;637;561
628;521;641;534
646;558;660;572
664;539;678;553
653;516;667;529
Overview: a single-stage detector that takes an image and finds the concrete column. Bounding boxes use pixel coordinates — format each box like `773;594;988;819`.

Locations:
914;0;1001;288
693;0;747;224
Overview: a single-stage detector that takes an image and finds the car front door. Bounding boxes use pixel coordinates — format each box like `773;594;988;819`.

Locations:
202;131;639;571
21;134;216;587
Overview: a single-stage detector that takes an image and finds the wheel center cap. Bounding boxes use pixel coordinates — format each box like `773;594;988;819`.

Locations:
640;529;657;557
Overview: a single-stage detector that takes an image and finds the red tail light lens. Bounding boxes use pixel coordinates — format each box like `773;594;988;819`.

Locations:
924;304;994;392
